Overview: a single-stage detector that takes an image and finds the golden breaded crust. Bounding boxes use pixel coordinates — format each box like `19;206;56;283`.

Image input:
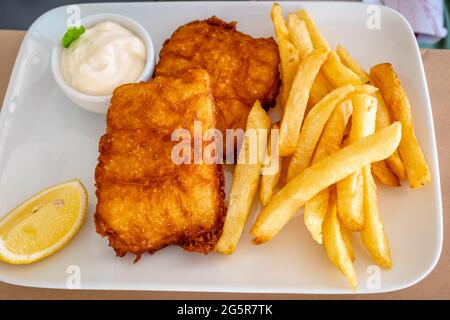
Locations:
95;165;226;259
95;69;226;260
155;16;280;133
107;67;215;132
96;128;179;185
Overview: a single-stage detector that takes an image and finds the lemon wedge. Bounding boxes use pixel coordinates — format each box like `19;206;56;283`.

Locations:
0;180;87;264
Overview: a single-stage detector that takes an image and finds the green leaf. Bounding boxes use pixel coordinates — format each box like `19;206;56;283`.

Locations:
62;25;86;48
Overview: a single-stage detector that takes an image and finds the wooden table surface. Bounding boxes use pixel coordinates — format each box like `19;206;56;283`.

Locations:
0;30;448;300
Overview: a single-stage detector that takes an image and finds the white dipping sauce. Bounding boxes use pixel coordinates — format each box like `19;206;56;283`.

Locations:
60;21;146;96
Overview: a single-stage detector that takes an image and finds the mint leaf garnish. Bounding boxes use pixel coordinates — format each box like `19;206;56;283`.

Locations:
62;25;86;48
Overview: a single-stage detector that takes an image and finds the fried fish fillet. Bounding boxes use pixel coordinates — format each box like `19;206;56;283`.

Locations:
95;69;226;260
155;16;280;133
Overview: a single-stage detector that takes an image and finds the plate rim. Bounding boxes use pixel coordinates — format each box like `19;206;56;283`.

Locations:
0;1;443;294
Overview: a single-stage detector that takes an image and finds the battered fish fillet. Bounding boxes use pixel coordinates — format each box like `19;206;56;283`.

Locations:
95;69;226;260
155;16;280;134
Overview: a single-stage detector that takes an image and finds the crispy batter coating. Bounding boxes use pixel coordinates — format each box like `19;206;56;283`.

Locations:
155;16;280;133
95;69;226;260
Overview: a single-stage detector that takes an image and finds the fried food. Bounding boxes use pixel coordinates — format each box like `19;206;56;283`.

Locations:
155;17;280;134
260;123;281;206
256;6;429;291
296;9;330;51
337;93;377;231
371;75;406;183
95;69;226;260
322;51;362;88
304;99;353;244
279;49;329;156
334;46;404;185
341;225;356;262
371;160;401;187
288;85;376;182
272;4;299;109
361;165;393;268
322;189;358;290
286;13;313;60
371;63;431;188
308;72;333;109
293;9;333;109
215;101;270;254
287;84;356;182
250;122;402;244
336;44;370;84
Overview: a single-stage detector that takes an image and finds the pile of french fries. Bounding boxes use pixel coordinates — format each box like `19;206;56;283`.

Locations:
216;3;431;290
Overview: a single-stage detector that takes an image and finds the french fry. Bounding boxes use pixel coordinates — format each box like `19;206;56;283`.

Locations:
271;3;289;38
333;46;403;184
295;8;335;111
371;63;431;188
279;49;329;156
304;188;329;245
372;79;407;181
271;4;299;109
322;189;357;290
336;44;371;83
296;9;330;51
343;118;352;138
340;225;356;262
250;122;402;244
308;72;333;112
337;93;377;231
278;155;291;186
278;43;299;109
287;84;355;182
304;99;353;244
216;101;270;254
371;161;400;187
322;51;362;88
336;169;364;231
384;153;406;184
373;89;391;130
326;49;392;264
372;82;407;181
336;44;400;181
286;13;315;112
385;150;407;181
361;165;393;268
292;10;334;111
287;14;313;59
260;123;281;206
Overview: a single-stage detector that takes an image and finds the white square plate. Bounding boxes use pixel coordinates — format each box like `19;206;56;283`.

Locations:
0;1;442;294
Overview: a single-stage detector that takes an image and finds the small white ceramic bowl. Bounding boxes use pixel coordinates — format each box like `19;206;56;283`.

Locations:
51;13;155;114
